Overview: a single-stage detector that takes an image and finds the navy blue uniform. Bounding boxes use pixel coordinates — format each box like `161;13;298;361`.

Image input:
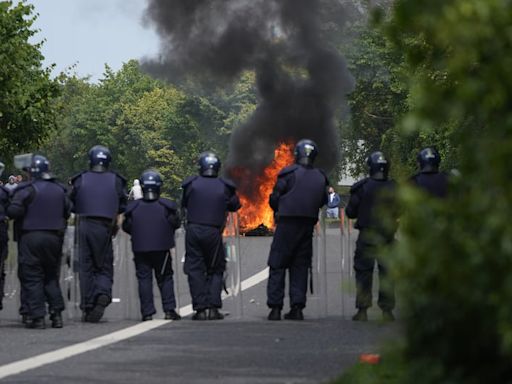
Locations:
345;177;398;311
7;179;71;319
123;198;181;317
0;186;9;311
410;171;449;198
181;175;241;312
70;170;127;315
266;164;328;311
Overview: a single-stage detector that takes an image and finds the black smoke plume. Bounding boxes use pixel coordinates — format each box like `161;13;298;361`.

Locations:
143;0;354;194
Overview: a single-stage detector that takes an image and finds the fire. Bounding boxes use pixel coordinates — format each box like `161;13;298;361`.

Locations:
235;143;295;231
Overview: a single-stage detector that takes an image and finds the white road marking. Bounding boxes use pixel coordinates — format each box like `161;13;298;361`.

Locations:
0;267;269;380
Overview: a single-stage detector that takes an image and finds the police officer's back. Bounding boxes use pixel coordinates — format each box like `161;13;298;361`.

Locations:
181;152;241;320
410;147;449;198
266;139;329;321
123;170;181;321
69;145;127;323
345;151;398;322
7;155;71;329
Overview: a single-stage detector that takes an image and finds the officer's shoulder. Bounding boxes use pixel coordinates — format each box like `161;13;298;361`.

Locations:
158;198;178;210
350;178;369;193
111;171;127;184
219;177;237;189
51;180;69;193
70;171;86;183
278;164;299;177
181;175;198;188
13;181;33;192
124;200;141;214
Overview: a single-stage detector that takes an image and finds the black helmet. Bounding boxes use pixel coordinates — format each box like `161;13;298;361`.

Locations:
88;145;111;172
140;170;162;201
367;151;389;180
417;147;441;173
198;152;221;177
294;139;318;166
30;155;51;180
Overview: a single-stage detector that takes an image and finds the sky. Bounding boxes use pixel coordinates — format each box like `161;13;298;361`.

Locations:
29;0;160;82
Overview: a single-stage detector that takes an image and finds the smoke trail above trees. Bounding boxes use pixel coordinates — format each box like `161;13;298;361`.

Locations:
142;0;354;189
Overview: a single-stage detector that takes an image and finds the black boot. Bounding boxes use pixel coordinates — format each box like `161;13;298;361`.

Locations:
192;310;207;320
165;310;181;320
208;308;224;320
50;312;63;328
26;317;46;329
284;306;304;321
352;308;368;321
267;308;281;321
87;294;109;323
142;315;153;322
21;314;31;324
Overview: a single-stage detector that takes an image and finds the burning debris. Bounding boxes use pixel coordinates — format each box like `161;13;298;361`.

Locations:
143;0;354;232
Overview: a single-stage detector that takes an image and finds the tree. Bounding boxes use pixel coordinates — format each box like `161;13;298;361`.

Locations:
0;1;60;170
383;1;512;383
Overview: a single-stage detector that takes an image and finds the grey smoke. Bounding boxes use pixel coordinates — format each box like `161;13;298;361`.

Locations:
143;0;354;195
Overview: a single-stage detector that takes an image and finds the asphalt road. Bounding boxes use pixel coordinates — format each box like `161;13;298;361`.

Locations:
0;222;400;383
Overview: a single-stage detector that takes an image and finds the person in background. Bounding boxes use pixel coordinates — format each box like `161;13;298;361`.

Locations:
266;139;329;321
345;151;398;322
4;175;17;192
181;152;241;320
128;179;143;201
123;170;181;322
69;145;127;323
326;186;341;219
7;155;71;329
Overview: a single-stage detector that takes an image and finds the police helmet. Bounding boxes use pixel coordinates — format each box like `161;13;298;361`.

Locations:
417;147;441;173
367;151;389;180
88;145;112;172
198;152;221;177
294;139;318;166
30;155;51;180
140;170;162;201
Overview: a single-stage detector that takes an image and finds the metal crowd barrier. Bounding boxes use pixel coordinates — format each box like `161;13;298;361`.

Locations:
1;212;361;321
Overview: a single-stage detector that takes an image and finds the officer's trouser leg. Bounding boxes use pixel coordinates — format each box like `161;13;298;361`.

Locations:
377;260;395;311
43;249;65;314
154;251;177;312
81;220;114;308
288;232;312;309
184;230;208;311
267;268;286;309
78;227;95;311
354;239;375;309
206;272;223;309
134;253;156;316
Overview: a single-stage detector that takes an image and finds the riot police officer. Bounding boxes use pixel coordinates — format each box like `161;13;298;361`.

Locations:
181;152;241;320
0;162;9;312
7;155;71;329
410;147;449;198
70;145;127;322
346;151;398;322
266;139;329;321
123;170;181;322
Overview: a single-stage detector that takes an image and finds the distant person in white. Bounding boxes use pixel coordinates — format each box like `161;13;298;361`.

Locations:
326;186;340;219
4;175;18;192
128;179;143;200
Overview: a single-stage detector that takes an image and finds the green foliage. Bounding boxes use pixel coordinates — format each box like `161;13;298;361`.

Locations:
0;0;60;168
382;1;512;383
44;61;229;198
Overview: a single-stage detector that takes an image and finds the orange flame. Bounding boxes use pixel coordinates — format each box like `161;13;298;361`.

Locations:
234;143;295;231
